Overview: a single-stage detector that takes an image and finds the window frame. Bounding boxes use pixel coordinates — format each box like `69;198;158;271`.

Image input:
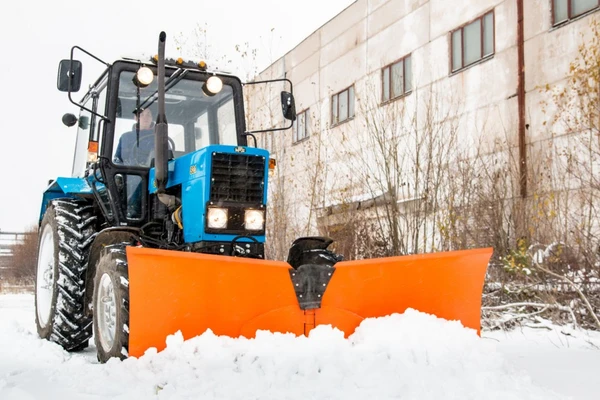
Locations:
71;98;94;178
293;109;310;144
450;10;495;73
551;0;600;26
381;54;412;104
331;85;355;126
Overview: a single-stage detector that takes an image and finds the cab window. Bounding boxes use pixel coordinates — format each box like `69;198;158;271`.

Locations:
113;70;240;167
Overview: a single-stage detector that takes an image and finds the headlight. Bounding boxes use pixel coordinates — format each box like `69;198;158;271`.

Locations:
207;208;228;229
244;209;264;231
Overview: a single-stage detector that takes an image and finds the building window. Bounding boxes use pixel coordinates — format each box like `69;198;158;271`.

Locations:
451;11;495;72
294;110;309;143
332;86;355;125
553;0;599;25
382;54;412;103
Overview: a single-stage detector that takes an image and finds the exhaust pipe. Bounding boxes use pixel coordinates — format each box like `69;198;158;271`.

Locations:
154;31;177;209
155;31;169;197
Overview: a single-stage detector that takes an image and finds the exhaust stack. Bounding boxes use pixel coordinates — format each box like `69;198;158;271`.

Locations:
154;31;169;196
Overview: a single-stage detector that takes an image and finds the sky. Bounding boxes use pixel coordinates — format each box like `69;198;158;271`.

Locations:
0;0;355;233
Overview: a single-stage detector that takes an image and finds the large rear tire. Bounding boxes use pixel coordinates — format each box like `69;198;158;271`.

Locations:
93;245;130;362
35;199;97;350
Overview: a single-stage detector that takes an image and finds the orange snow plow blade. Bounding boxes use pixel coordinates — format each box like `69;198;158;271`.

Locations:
126;247;492;357
316;248;493;335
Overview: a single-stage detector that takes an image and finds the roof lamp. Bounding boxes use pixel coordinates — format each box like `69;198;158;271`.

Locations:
203;76;223;96
135;67;154;87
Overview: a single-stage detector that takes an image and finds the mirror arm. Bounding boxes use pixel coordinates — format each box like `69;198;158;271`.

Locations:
242;132;258;147
71;45;109;67
244;120;293;135
243;77;294;135
66;46;111;123
244;77;293;91
67;90;111;123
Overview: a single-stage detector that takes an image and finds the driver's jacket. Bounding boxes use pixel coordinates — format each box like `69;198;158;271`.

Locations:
114;128;155;166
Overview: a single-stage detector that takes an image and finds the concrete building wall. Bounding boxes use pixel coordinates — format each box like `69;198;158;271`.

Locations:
249;0;599;254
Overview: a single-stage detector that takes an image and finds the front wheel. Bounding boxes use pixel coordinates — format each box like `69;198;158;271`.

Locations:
93;245;130;363
35;199;96;350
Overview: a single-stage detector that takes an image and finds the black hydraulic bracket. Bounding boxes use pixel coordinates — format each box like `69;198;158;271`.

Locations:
287;236;342;269
289;264;336;310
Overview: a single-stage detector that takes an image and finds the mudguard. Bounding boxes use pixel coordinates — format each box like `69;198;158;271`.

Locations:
126;247;492;357
39;177;93;223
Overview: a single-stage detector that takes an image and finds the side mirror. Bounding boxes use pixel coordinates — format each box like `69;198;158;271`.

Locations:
280;91;296;121
57;59;82;92
62;113;78;127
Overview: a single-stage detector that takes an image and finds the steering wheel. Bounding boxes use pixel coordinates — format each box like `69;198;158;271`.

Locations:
130;135;177;167
167;136;176;154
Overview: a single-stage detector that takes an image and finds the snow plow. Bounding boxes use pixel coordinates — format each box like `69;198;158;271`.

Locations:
126;246;491;357
36;32;492;362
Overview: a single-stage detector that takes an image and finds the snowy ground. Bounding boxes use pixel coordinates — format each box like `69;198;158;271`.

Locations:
1;293;598;400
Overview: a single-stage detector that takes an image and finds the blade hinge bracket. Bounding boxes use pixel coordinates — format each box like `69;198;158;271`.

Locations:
289;264;336;310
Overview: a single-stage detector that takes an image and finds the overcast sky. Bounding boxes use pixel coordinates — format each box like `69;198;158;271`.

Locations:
0;0;355;232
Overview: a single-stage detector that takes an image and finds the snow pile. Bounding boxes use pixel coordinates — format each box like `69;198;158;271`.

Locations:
0;294;567;399
130;310;556;400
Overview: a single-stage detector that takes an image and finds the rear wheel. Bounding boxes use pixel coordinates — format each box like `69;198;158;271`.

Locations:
35;199;97;350
93;245;130;362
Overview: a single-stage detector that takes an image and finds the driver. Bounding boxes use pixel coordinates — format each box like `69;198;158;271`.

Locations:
112;108;157;219
114;108;155;166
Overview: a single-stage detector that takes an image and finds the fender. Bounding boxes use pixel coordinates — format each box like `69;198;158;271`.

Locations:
39;177;93;224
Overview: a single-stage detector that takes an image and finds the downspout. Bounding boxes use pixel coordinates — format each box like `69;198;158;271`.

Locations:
517;0;527;198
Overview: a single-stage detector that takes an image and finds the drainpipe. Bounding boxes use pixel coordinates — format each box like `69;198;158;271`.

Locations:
517;0;527;198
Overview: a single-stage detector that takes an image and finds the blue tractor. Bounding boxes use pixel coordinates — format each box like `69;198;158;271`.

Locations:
35;32;334;360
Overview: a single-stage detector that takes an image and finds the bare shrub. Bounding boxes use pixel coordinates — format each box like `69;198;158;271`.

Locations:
0;227;38;291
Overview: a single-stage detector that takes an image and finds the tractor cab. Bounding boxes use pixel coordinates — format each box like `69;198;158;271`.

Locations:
112;62;244;166
57;52;294;227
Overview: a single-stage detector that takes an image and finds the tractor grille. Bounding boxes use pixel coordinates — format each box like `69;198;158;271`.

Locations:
210;152;265;203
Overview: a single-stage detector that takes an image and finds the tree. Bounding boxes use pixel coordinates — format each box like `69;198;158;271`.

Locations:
321;78;464;258
541;19;600;268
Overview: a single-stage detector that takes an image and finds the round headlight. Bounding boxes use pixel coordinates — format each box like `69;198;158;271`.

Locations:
207;208;228;229
244;209;264;231
135;67;154;87
205;76;223;95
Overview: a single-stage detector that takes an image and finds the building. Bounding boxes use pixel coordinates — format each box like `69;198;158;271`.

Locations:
248;0;600;259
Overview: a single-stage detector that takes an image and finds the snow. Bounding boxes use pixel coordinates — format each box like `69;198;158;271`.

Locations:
486;327;600;400
1;293;599;400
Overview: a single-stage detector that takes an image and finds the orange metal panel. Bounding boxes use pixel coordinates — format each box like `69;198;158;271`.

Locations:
126;247;301;357
315;248;493;334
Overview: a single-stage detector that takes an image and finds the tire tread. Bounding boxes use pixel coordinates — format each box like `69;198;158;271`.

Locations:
36;198;97;351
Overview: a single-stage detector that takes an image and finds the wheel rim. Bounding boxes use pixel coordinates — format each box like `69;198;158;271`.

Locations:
97;273;117;351
36;223;55;328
